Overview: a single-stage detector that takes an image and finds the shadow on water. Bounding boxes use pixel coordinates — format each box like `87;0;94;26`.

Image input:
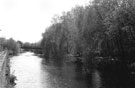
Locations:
98;62;135;88
42;55;64;67
42;56;135;88
100;71;135;88
41;56;103;88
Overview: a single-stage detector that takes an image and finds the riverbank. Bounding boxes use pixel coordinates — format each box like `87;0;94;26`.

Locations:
0;50;10;88
0;50;18;88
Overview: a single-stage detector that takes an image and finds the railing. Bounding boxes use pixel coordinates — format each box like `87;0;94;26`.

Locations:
0;50;9;88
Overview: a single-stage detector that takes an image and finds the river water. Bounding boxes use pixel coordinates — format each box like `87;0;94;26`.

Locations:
10;52;135;88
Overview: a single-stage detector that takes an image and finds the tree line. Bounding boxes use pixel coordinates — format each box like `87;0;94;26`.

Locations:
0;38;20;55
40;0;135;71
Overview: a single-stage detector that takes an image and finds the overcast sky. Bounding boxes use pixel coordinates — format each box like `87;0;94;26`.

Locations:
0;0;90;43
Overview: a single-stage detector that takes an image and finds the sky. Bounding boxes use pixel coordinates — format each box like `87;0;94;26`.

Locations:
0;0;90;43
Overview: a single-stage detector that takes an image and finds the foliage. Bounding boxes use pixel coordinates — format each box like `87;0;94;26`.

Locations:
9;74;17;86
41;0;135;70
0;38;20;55
3;38;20;54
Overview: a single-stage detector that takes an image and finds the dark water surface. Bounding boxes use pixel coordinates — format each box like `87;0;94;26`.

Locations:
10;52;135;88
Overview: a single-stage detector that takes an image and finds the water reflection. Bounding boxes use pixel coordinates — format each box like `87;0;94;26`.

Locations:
10;52;135;88
40;60;92;88
10;52;101;88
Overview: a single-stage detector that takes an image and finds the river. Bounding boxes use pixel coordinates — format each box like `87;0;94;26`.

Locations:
10;52;135;88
